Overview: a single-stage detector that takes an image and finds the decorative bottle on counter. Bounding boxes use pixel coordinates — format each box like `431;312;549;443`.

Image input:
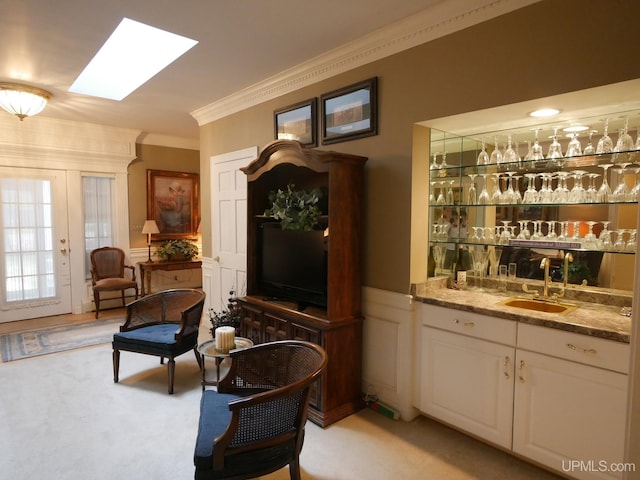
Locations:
454;246;466;288
428;246;436;277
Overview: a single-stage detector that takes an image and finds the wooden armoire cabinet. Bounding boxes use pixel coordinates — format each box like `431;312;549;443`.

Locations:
238;140;367;427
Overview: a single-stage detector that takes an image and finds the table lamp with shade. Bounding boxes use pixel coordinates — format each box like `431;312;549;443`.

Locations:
142;220;160;262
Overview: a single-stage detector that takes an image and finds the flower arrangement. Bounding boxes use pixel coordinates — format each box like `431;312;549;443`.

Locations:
155;239;199;262
209;290;242;337
264;183;323;231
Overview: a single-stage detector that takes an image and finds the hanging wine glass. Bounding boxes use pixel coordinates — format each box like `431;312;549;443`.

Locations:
440;151;448;169
557;221;569;241
583;130;597;156
477;140;490;165
517;220;531;239
490;136;503;165
565;133;582;157
531;220;543;241
501;172;516;204
597;164;613;202
596;118;613;154
553;171;570;203
546;220;558;240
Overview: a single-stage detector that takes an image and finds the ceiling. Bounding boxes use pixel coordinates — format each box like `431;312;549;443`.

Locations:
1;0;455;145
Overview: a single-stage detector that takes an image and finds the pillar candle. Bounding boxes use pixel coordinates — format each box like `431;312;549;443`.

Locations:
215;326;236;353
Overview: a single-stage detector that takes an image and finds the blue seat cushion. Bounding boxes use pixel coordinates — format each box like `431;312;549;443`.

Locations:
115;324;179;345
194;391;240;469
113;324;197;357
194;391;299;479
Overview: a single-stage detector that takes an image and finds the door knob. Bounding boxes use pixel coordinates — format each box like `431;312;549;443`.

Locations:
60;248;67;254
214;256;220;263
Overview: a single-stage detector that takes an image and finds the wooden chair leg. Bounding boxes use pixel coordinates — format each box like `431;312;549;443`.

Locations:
94;291;100;319
168;358;175;394
113;349;120;383
121;290;126;307
193;346;203;370
289;457;301;480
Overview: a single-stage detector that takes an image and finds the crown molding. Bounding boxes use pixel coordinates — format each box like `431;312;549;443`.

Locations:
191;0;540;126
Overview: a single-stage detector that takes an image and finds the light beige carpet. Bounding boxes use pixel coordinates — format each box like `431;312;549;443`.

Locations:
0;342;563;480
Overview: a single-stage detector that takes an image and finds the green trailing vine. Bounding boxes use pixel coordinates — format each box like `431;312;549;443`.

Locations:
264;183;324;231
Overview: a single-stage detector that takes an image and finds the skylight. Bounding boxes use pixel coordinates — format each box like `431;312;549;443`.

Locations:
69;18;198;101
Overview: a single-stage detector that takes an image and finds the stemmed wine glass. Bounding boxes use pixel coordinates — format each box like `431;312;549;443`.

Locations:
491;173;502;204
531;128;545;167
547;127;564;166
596;118;613;154
435;181;446;205
467;174;478;205
597;164;613;202
553;171;570;203
477;140;490;165
446;179;456;204
583;221;598;249
626;229;637;252
568;170;587;203
611;164;631;202
490;136;503;165
585;173;600;203
517;220;531;239
599;221;612;250
523;173;538;204
614;229;628;252
583;130;597;155
614;118;634;157
629;167;640;202
565;133;582;157
546;221;558;240
478;173;491;205
503;135;518;164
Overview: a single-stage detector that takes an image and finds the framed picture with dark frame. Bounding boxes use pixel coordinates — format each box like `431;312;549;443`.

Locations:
274;98;317;147
321;77;378;145
147;169;199;240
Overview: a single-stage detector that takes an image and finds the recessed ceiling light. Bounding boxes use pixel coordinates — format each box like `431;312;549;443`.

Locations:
529;108;560;118
69;18;198;101
563;125;589;133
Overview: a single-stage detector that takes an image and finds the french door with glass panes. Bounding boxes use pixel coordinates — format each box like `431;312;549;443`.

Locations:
0;168;72;322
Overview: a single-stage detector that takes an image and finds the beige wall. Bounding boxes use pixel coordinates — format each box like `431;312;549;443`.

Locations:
128;143;200;248
199;0;640;294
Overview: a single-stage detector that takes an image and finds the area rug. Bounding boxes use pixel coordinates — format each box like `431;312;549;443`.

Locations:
0;318;123;362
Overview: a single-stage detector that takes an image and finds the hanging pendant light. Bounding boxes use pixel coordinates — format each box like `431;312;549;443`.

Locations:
0;82;52;121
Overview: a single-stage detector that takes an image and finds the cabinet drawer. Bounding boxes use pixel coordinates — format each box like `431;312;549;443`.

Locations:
517;323;630;374
422;303;516;346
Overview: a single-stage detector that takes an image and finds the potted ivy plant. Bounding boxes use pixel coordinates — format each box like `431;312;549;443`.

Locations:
264;183;324;231
155;239;199;262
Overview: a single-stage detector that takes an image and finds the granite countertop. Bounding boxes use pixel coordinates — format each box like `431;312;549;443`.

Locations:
413;279;632;343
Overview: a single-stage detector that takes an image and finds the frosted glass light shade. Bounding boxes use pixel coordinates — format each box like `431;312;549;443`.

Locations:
0;83;51;121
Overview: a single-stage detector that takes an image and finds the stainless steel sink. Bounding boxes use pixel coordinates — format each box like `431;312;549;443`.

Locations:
499;297;577;315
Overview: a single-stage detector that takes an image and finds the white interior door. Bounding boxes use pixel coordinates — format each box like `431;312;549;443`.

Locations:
0;167;72;322
210;147;256;313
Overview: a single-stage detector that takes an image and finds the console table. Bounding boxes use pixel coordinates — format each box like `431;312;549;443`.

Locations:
138;260;202;296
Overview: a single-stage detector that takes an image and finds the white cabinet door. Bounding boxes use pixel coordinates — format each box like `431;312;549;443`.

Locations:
513;350;628;480
420;325;515;449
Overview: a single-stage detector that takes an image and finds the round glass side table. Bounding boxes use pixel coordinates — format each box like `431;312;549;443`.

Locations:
197;337;253;388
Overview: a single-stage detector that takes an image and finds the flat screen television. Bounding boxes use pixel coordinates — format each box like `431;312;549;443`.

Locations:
258;221;328;309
